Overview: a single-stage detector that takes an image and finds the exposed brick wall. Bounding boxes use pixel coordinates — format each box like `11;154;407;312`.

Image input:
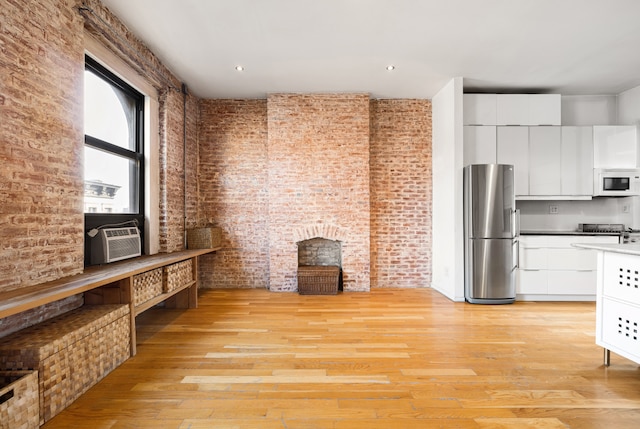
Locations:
81;0;181;92
370;99;433;288
0;0;85;292
267;94;371;292
159;88;187;253
82;0;189;255
197;100;269;288
1;0;195;335
185;92;200;229
196;96;432;292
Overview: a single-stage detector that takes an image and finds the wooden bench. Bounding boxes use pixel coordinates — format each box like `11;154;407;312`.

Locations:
0;248;218;356
0;249;218;424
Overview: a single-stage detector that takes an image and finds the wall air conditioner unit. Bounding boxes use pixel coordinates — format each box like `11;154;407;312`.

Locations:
90;227;141;265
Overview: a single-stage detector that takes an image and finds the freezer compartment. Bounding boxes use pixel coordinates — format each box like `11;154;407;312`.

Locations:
465;238;517;304
464;164;516;239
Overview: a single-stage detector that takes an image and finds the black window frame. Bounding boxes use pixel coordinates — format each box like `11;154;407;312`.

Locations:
84;55;145;266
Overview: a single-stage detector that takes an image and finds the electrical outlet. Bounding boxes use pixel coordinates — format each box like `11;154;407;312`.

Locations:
623;204;630;213
549;205;559;214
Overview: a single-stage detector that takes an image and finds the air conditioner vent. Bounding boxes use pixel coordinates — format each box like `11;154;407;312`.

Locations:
90;227;141;265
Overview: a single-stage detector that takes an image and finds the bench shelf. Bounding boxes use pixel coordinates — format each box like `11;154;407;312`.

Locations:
0;248;218;356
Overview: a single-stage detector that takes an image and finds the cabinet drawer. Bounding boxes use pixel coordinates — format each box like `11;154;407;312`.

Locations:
519;248;546;269
519;236;548;248
545;236;584;248
517;269;547;294
547;248;596;271
601;297;640;362
548;270;596;295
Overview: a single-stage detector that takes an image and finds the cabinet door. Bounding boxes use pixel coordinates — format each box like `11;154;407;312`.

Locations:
529;94;561;126
518;269;547;294
529;127;562;195
463;126;496;165
463;94;497;125
497;95;529;125
593;125;639;169
497;126;529;196
601;298;640;364
561;126;593;195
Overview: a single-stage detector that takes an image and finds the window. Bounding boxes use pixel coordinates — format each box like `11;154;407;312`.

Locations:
84;55;145;264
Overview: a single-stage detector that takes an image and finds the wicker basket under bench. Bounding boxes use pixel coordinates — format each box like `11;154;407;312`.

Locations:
0;370;39;429
0;305;130;425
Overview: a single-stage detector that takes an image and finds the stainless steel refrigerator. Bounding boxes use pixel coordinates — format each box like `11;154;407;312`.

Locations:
464;164;518;304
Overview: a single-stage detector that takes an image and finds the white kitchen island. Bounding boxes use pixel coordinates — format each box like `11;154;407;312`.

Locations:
574;243;640;366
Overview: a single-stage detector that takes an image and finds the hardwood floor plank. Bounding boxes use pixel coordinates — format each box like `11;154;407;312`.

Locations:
475;418;567;428
40;288;640;428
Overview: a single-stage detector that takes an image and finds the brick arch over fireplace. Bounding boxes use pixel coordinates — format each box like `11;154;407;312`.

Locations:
293;224;347;244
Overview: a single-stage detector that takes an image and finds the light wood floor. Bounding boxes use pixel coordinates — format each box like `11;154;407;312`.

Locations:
43;288;640;428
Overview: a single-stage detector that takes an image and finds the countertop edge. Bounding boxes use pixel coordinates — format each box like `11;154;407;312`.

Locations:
573;243;640;256
520;230;622;236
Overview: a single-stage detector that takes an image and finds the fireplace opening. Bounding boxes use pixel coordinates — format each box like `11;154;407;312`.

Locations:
298;237;341;267
297;237;342;294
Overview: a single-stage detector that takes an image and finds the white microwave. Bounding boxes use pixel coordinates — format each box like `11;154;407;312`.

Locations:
593;168;640;196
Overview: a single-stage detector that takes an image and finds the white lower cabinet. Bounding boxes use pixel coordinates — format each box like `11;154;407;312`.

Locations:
518;235;619;300
597;251;640;365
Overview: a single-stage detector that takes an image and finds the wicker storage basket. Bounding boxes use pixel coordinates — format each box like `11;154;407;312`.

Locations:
133;268;163;305
187;227;222;249
164;259;193;293
0;371;39;429
0;305;130;425
297;266;341;295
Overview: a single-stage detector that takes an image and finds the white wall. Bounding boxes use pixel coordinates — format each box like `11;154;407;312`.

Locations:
518;198;634;231
617;84;640;227
431;77;465;301
618;85;640;125
561;95;617;126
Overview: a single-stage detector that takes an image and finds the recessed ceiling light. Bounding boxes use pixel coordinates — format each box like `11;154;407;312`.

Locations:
235;65;244;71
386;65;395;71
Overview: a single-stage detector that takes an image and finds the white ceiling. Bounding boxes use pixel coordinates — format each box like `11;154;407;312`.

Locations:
100;0;640;99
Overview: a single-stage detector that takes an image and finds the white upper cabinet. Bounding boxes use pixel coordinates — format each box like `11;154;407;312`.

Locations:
463;94;497;125
529;95;562;126
497;126;529;196
496;94;530;125
529;127;562;195
561;126;593;196
525;126;593;197
463;126;497;165
593;125;639;169
496;94;561;126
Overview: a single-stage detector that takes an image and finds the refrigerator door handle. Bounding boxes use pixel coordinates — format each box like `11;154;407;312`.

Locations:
515;239;520;269
514;209;520;237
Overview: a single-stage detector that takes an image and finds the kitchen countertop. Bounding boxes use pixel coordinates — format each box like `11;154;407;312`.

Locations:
520;230;622;236
573;243;640;256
